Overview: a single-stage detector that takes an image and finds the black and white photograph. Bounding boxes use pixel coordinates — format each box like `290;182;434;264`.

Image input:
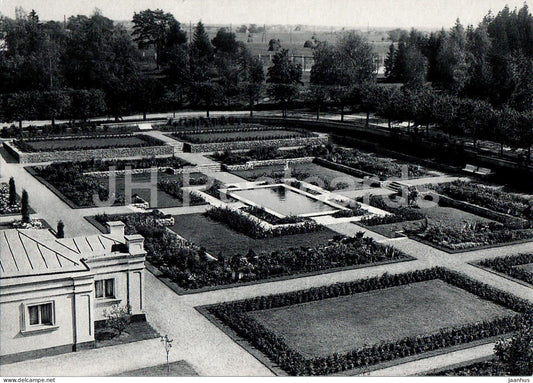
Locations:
0;0;532;380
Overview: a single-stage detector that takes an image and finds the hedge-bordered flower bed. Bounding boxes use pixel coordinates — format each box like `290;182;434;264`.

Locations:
240;205;308;225
204;206;323;238
93;212;410;291
412;223;533;251
13;134;166;152
205;267;531;376
433;181;532;220
478;253;533;285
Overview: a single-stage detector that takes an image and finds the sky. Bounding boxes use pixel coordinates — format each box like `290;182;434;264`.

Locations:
0;0;531;28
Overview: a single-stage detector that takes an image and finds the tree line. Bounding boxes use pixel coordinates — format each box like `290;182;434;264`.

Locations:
0;6;531;158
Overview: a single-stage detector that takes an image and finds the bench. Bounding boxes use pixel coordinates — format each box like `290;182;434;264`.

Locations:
462;164;478;173
462;164;493;177
475;167;493;176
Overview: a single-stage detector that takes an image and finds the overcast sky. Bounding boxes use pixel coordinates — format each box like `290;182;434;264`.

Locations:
0;0;531;28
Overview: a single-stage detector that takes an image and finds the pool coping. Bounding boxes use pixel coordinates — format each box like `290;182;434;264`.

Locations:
223;182;348;218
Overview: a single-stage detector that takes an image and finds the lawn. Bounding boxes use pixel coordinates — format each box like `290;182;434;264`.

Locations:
419;205;494;227
114;361;198;377
184;129;308;143
97;171;207;208
231;162;364;190
95;320;160;348
23;135;149;151
169;213;336;257
247;279;515;359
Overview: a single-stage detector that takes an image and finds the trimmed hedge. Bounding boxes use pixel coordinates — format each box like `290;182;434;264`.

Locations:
94;212;409;290
240;205;308;225
360;195;425;226
428;360;504;376
478;253;533;285
207;267;531;376
204;206;323;238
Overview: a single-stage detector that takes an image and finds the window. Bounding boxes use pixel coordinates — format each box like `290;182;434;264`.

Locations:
27;303;54;326
95;279;115;299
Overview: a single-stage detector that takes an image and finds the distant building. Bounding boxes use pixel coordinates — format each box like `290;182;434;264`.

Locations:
0;222;146;364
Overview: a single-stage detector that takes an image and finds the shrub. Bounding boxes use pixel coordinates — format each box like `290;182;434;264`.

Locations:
240;205;307;225
21;190;30;223
412;222;533;250
104;304;132;336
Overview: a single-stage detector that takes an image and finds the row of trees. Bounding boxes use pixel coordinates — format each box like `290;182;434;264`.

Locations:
0;6;531;158
383;4;533;110
334;84;532;158
0;8;266;121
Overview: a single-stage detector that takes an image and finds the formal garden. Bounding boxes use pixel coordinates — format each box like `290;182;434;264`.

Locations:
90;212;410;290
204;267;532;375
28;158;204;208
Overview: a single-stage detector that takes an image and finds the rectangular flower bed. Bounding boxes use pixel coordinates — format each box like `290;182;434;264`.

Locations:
204;267;530;375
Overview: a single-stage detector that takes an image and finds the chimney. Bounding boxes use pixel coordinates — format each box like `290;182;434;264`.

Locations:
106;221;125;237
124;234;146;256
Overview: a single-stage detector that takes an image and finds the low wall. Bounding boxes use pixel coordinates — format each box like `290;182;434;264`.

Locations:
429;192;530;228
84;167;193;177
4;142;174;164
183;136;327;153
314;158;378;180
223;157;315;171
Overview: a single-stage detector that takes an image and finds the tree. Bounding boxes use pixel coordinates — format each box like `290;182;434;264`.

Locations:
384;43;396;80
266;49;302;118
397;44;428;89
306;85;329;120
212;28;239;55
131;9;186;69
335;32;376;85
309;41;337;119
239;51;265;116
494;314;533;376
192;21;213;61
56;220;65;238
160;335;174;376
436;19;471;94
21;189;29;223
268;39;281;51
69;89;106;122
39;90;71;126
8;177;16;205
